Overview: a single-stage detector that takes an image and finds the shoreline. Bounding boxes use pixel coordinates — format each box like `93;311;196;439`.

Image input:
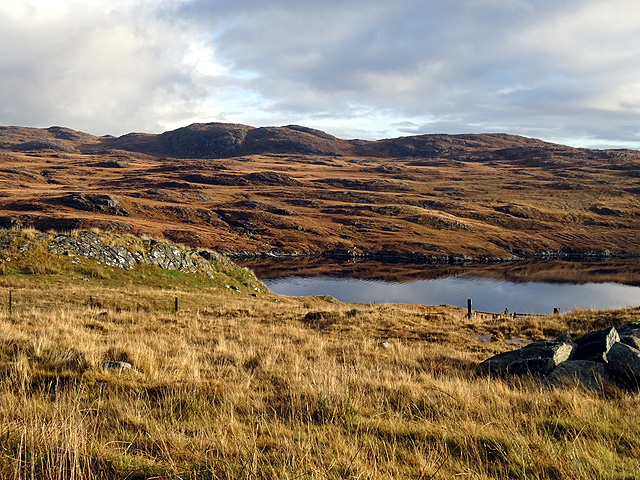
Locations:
228;248;637;264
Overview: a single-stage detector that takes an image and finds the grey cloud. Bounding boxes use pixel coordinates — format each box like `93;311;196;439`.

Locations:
0;0;639;147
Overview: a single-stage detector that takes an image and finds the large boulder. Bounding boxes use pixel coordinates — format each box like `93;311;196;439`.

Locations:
616;321;640;348
573;327;619;362
148;243;197;272
62;192;129;216
545;360;611;392
477;332;576;378
605;342;640;391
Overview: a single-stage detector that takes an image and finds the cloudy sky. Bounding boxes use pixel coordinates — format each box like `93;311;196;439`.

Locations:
1;0;640;148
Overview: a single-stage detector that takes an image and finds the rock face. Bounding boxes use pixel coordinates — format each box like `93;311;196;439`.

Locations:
148;243;197;272
616;321;640;346
161;122;251;158
477;333;576;377
605;342;640;390
47;231;228;274
545;360;611;391
48;231;137;270
62;193;129;216
478;324;640;392
573;327;620;362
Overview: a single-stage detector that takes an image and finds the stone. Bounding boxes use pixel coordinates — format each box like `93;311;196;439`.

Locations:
148;243;197;272
605;342;640;390
615;320;640;338
621;336;640;350
573;327;620;362
48;231;136;270
101;360;133;371
246;171;299;186
46;230;231;277
545;360;611;391
477;334;576;377
616;321;640;348
62;192;129;216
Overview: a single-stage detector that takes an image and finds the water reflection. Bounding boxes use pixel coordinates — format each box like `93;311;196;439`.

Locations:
240;257;640;285
239;258;640;313
264;276;640;313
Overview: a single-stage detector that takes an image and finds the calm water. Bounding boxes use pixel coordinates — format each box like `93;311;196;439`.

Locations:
262;273;640;314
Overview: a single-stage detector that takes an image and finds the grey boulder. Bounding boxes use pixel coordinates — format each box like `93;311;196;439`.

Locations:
544;360;611;392
477;333;576;378
573;327;620;362
605;342;640;390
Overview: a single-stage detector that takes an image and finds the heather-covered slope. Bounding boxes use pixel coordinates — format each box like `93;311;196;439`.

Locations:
2;123;640;258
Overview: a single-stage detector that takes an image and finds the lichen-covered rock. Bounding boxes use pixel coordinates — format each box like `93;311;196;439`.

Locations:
148;242;197;272
616;321;640;349
45;230;231;277
62;193;129;216
49;231;137;270
605;342;640;391
574;327;620;362
477;333;576;377
101;360;133;371
545;360;611;391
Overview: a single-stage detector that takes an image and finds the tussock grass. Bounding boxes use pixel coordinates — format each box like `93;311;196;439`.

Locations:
0;256;639;477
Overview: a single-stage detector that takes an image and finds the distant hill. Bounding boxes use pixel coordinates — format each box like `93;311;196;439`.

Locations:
1;123;572;159
1;122;639;260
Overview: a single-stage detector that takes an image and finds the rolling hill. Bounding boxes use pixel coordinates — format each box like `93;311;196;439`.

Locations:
1;122;640;260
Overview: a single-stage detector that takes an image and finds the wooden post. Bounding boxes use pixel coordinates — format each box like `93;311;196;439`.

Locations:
467;298;472;318
175;296;179;313
90;295;94;309
9;290;12;315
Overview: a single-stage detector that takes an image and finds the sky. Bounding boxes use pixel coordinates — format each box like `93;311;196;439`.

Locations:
1;0;640;148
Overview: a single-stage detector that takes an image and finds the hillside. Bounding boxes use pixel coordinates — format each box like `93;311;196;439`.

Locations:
2;123;640;259
0;228;639;478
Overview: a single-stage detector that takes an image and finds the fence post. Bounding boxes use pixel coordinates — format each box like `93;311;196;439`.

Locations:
175;296;179;313
90;295;94;309
467;298;472;318
9;290;12;315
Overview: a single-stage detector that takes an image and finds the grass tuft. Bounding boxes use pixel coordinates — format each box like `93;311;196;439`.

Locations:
0;230;638;478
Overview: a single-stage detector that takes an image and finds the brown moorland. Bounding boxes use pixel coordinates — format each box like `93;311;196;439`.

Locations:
2;123;640;260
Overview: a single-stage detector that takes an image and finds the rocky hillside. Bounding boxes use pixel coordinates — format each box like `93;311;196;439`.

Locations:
0;123;568;159
1;123;640;259
0;229;265;295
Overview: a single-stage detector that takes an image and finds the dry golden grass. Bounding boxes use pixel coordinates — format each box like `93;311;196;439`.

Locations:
0;266;639;479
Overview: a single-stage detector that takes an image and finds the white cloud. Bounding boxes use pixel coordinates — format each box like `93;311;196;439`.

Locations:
0;0;639;147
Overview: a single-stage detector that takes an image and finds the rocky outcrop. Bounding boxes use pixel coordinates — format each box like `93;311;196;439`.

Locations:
48;231;137;270
101;360;133;372
46;230;229;274
62;193;129;216
17;139;76;153
478;323;640;392
160;122;251;158
246;171;299;186
148;243;197;272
